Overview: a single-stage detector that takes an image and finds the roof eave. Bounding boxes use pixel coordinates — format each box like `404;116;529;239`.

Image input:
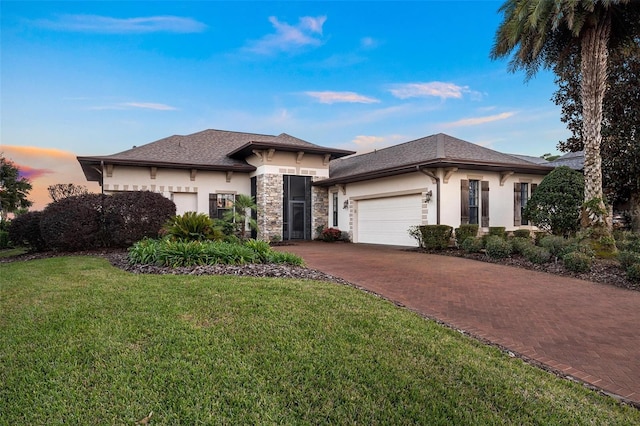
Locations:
227;142;355;160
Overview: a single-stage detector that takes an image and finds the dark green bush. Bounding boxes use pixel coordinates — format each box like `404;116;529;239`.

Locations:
0;230;10;249
616;232;640;253
461;237;484;253
488;227;507;240
563;251;592;273
40;194;104;251
511;237;533;255
539;235;571;259
523;245;551;264
485;235;512;259
523;166;584;236
455;224;479;246
618;251;640;269
513;229;531;239
627;264;640;283
419;225;453;250
162;212;222;242
7;211;46;251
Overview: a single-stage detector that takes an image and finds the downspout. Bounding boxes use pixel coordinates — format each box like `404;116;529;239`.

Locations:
417;166;440;225
100;161;104;194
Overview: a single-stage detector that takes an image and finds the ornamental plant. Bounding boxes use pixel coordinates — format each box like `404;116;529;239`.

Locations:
321;227;342;242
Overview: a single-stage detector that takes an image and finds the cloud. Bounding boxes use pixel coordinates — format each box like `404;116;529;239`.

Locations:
34;14;207;34
245;16;326;54
360;37;379;49
305;91;380;104
389;82;482;100
89;102;177;111
2;146;100;211
444;112;516;128
353;135;385;146
351;134;406;152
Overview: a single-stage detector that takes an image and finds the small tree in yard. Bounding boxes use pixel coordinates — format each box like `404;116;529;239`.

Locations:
524;166;584;237
0;155;32;220
47;183;89;202
223;194;257;240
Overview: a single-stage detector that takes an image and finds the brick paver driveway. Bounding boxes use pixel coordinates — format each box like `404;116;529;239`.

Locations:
278;241;640;404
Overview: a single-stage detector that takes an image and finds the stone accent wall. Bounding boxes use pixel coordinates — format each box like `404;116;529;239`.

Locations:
256;174;283;241
312;176;329;238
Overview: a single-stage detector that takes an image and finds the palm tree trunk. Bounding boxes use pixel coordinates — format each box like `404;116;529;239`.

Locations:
580;13;611;229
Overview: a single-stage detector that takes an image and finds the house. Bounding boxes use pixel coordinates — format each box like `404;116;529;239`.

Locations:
77;130;553;246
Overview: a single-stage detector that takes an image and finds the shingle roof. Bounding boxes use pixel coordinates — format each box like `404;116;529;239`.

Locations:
510;154;550;165
320;133;553;185
547;151;584;170
77;129;354;181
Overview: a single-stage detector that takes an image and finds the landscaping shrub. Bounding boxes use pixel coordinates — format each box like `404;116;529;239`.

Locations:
127;238;160;265
488;227;507;240
616;232;640;253
418;225;453;250
618;251;640;269
461;237;484;253
321;227;342;242
627;263;640;283
523;245;551;264
539;235;571;260
485;235;512;259
408;226;423;248
162;212;223;241
40;194;104;251
523;166;584;236
0;230;9;249
563;251;592;273
455;224;478;246
105;191;176;246
266;251;305;266
244;239;271;262
511;237;533;255
513;229;531;239
7;211;46;251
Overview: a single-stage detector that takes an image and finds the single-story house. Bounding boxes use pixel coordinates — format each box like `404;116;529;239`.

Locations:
78;129;553;246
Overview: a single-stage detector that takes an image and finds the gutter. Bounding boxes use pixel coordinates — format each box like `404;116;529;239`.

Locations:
417;166;440;225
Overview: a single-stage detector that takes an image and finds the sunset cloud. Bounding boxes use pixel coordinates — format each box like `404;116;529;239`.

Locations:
245;16;326;54
444;111;516;127
305;91;380;104
34;14;207;34
2;146;99;211
89;102;177;111
389;82;481;100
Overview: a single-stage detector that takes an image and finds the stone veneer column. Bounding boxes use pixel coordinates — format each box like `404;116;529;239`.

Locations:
311;176;329;238
256;173;283;241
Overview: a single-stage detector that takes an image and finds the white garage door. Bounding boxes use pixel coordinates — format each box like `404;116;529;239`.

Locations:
172;192;197;215
357;194;422;246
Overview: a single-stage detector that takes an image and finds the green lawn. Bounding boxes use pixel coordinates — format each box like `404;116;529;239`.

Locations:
1;256;638;424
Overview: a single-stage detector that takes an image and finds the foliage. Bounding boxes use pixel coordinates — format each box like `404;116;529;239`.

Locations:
417;225;453;250
555;41;640;228
627;263;640;283
162;211;222;242
461;237;484;253
539;235;571;259
7;211;46;251
128;238;303;267
0;155;33;219
513;229;531;239
340;231;351;243
407;226;423;248
485;236;512;259
488;227;507;239
455;224;478;246
615;232;640;253
523;167;584;236
617;251;640;270
0;230;9;249
222;194;257;240
523;245;552;264
511;237;533;256
47;183;89;202
3;258;639;424
269;234;282;244
321;227;342;242
563;252;592;273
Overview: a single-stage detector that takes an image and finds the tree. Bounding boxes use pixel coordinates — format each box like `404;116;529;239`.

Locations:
523;166;585;237
0;155;33;220
222;194;257;240
554;42;640;230
490;0;640;232
48;183;89;202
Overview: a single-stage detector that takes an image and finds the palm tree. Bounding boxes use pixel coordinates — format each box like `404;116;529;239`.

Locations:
490;0;640;230
222;194;258;240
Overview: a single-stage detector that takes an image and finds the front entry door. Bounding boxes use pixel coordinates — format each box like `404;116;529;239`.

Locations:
288;201;306;240
283;175;311;240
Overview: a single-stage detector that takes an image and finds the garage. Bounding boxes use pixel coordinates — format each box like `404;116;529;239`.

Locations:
356;194;423;246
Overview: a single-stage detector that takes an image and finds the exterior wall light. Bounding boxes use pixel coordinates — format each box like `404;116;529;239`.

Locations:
424;190;433;203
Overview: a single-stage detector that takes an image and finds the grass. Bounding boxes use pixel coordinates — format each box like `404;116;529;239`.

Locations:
1;257;639;424
0;247;27;258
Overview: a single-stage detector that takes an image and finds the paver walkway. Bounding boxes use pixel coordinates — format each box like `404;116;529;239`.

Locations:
277;241;640;404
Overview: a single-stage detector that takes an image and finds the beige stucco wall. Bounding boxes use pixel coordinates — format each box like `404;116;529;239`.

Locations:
328;168;546;239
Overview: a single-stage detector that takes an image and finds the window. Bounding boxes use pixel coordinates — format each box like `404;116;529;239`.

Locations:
332;192;338;227
461;179;489;226
514;182;537;226
209;193;235;219
469;180;480;225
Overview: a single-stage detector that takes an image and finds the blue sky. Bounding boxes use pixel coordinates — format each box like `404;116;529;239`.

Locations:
1;1;570;209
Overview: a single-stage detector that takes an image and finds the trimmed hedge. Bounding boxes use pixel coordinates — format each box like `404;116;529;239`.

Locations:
485;235;512;259
419;225;453;250
488;227;507;240
8;211;47;251
461;236;484;253
563;251;592;273
455;224;479;246
513;229;531;239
